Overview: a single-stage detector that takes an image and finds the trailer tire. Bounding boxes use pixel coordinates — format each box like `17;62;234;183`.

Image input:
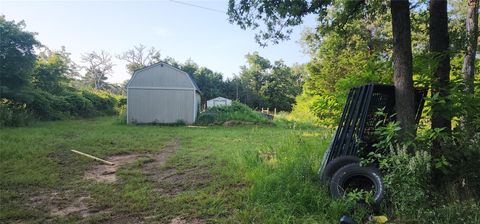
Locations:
321;156;360;183
330;163;384;206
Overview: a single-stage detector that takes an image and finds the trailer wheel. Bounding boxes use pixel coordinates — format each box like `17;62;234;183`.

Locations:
321;156;360;183
330;163;384;206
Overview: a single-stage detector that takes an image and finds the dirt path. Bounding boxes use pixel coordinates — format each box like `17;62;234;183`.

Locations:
142;138;181;173
28;139;209;223
141;139;211;197
84;154;141;183
28;140;181;219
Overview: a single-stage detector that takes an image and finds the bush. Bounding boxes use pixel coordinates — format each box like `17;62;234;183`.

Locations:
1;88;121;127
367;116;480;223
0;101;34;127
28;89;70;120
196;101;270;125
63;91;96;117
115;105;127;125
81;90;117;115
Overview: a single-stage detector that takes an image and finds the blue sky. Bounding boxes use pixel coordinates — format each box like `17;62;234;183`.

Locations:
1;0;317;83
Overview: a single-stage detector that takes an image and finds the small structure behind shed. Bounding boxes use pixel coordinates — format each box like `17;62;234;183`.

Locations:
127;62;201;124
207;97;232;109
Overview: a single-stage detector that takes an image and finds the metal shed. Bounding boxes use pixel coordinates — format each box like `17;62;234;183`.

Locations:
127;62;201;124
206;97;232;108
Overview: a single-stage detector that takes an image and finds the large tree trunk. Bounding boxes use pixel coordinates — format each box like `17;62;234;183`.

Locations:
391;0;416;141
461;0;479;134
429;0;451;159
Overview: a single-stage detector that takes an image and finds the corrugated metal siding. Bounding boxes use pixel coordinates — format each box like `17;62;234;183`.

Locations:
128;89;194;124
129;64;193;88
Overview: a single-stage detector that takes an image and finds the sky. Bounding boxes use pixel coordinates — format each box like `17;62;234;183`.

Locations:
1;0;317;84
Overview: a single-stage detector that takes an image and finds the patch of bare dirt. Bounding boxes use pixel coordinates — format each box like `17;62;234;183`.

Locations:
29;190;106;218
84;153;141;183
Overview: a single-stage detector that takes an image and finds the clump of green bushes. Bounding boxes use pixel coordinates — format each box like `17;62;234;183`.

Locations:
196;101;271;125
0;89;123;127
365;118;480;223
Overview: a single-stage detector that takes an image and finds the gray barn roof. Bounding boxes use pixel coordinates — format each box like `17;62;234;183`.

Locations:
127;61;201;94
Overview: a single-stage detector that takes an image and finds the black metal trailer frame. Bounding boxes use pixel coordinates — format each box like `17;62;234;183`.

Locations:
319;84;426;175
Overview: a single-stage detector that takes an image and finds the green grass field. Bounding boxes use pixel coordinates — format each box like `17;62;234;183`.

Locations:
0;116;364;223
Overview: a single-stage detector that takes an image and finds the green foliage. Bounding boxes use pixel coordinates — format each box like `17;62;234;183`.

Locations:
368;115;480;223
28;89;71;120
167;54;304;112
32;48;72;94
367;146;432;218
115;105;127;124
0;16;40;97
0;16;122;127
234;52;304;111
0;101;33;127
196;101;270;125
288;93;322;125
0;87;120;127
81;90;117;115
228;0;332;46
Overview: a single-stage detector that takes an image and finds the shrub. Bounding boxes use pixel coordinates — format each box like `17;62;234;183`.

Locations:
115;105;127;124
368;115;480;223
62;91;96;117
117;97;127;108
0;101;33;127
196;101;270;125
28;89;70;120
81;90;117;115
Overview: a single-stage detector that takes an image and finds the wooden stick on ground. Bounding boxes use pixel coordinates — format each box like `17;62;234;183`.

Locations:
71;150;115;166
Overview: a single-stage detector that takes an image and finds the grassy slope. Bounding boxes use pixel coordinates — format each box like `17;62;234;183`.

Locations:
0;117;354;223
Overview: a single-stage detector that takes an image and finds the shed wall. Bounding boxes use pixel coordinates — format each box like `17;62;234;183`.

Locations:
194;92;201;120
127;89;194;124
207;98;232;108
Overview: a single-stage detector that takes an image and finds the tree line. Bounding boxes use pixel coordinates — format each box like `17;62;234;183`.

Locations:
0;15;306;127
115;44;305;111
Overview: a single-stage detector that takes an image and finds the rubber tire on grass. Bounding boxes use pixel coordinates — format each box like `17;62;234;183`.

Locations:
321;156;360;183
329;163;384;206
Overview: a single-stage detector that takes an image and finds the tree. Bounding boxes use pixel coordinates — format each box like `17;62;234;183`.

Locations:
461;0;479;134
33;47;75;94
261;61;303;111
117;44;161;74
228;0;330;46
391;0;416;140
429;0;451;157
81;50;114;90
0;16;40;100
236;52;303;111
228;0;417;137
167;59;225;104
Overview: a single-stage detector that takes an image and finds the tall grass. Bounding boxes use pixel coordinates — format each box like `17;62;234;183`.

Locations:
225;129;369;222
